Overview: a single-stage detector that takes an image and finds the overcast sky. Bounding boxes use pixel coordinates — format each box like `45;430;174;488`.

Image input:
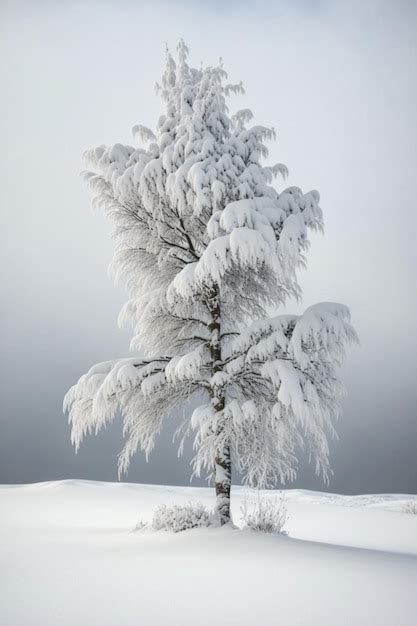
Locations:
0;0;416;494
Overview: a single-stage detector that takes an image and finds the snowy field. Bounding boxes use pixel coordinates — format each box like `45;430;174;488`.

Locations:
1;481;416;626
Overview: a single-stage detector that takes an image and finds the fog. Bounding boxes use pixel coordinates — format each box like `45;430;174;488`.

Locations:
0;0;416;493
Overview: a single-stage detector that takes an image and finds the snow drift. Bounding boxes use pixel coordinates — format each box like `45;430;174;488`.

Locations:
1;480;416;626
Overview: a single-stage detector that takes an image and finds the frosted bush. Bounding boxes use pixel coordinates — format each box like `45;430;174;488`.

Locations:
241;492;288;534
132;520;148;533
151;502;211;533
402;500;417;514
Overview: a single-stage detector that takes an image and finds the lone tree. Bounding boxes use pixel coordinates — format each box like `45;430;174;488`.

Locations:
64;42;357;525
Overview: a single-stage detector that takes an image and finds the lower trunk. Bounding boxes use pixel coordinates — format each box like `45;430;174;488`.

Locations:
215;445;232;525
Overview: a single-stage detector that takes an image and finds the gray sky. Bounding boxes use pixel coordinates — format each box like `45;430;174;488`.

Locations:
1;0;416;493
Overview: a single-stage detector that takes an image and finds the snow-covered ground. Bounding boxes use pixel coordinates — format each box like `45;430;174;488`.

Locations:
1;481;416;626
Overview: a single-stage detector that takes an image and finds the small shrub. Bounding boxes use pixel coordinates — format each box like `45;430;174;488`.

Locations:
402;500;417;514
151;502;211;533
241;492;288;534
132;520;148;533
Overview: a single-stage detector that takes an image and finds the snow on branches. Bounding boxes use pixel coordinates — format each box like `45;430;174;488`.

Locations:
64;41;357;506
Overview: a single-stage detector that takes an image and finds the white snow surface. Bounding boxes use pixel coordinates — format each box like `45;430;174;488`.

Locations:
1;480;416;626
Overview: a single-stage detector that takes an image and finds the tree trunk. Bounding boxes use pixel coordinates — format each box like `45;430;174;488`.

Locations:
207;286;232;525
215;444;232;525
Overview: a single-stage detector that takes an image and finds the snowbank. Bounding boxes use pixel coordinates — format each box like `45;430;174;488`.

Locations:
1;481;416;626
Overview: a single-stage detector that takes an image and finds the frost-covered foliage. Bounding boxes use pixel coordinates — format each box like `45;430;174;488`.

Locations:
402;501;417;514
64;42;357;522
151;502;211;532
241;492;288;534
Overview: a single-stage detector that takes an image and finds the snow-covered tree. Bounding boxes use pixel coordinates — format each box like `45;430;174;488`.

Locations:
64;42;357;525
